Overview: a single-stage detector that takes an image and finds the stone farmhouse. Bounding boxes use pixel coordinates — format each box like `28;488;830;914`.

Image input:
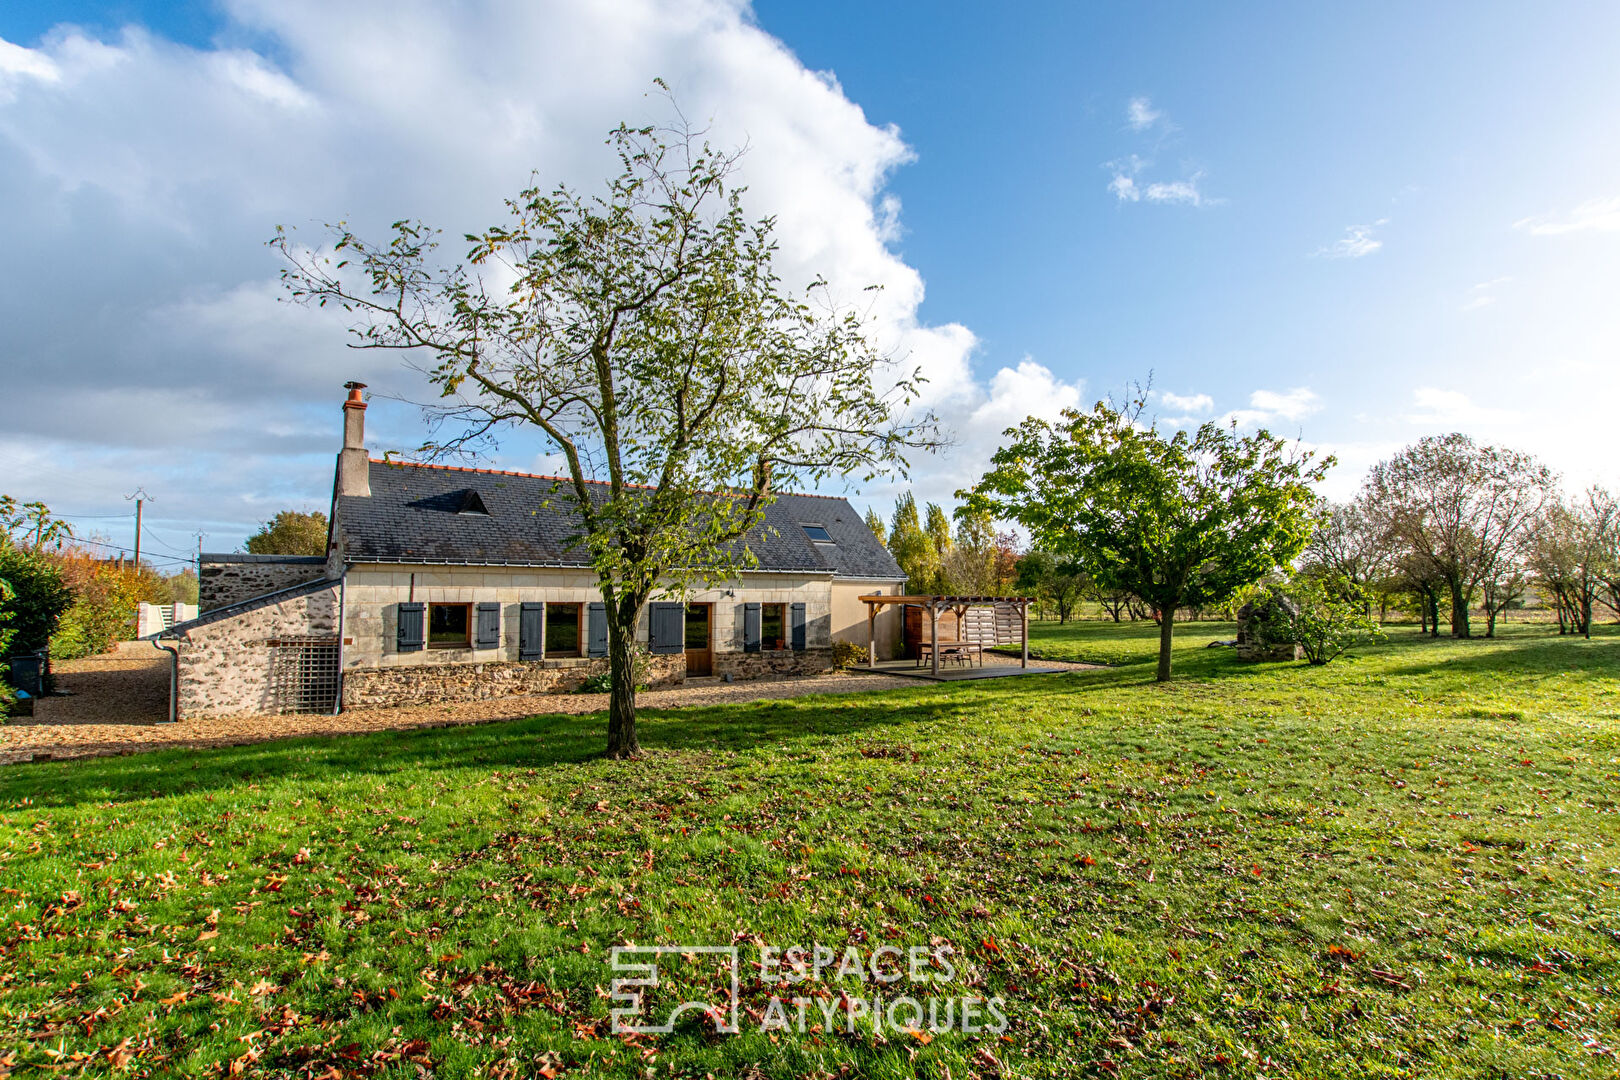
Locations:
150;385;905;719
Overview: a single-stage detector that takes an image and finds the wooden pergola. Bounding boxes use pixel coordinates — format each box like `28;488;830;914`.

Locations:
859;594;1032;676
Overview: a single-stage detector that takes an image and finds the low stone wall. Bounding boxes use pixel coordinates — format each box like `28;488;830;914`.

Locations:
713;647;833;681
341;653;685;709
200;555;328;612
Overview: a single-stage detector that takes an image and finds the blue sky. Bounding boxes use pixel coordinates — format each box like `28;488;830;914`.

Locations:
2;1;1618;560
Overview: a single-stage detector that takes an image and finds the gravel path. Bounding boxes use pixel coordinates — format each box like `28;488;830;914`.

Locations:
3;644;1089;765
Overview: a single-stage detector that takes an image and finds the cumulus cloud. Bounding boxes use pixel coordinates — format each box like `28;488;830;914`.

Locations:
861;358;1084;509
1158;390;1213;414
1314;220;1386;258
1514;195;1620;236
0;0;1003;540
1223;387;1321;429
1402;387;1517;427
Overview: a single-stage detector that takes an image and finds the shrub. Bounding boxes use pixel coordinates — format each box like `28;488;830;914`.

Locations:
1263;575;1385;665
0;543;73;659
580;647;650;693
47;550;162;660
831;639;869;669
0;577;13;714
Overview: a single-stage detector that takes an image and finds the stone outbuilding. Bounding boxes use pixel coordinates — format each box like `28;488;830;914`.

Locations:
149;385;905;719
1234;594;1303;662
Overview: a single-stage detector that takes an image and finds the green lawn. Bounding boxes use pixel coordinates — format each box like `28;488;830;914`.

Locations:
2;622;1617;1078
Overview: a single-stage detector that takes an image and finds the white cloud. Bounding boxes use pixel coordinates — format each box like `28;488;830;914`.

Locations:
1143;175;1206;206
1106;155;1210;207
0;37;60;82
1159;390;1213;414
1314;220;1386;259
1514;195;1620;236
1223;387;1321;429
1126;96;1161;131
1402;387;1517;427
0;1;983;538
1461;276;1512;312
1250;387;1321;421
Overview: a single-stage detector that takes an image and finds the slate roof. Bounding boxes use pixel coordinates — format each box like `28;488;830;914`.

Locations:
334;460;904;580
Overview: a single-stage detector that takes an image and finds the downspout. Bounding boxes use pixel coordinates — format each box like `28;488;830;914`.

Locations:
153;637;180;724
332;570;347;715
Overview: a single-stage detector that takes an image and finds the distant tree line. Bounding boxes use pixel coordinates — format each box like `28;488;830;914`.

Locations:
1303;433;1618;639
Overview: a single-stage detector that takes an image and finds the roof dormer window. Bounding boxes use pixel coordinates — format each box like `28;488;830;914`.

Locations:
801;523;834;544
456;489;491;516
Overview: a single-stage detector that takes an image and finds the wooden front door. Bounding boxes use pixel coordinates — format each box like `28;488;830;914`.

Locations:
684;603;713;676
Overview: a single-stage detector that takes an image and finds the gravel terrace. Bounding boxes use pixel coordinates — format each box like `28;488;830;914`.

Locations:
3;643;1090;764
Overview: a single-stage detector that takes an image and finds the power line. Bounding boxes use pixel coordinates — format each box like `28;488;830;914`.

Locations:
61;535;195;568
140;523;197;559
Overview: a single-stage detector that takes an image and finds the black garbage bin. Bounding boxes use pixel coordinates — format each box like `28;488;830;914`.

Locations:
6;653;45;698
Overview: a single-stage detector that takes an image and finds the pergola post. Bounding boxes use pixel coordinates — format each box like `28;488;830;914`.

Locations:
867;602;877;670
1021;600;1029;668
929;602;940;677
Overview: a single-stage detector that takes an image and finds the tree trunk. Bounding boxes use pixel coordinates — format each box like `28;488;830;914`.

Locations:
604;595;644;759
1156;607;1175;683
1449;580;1471;638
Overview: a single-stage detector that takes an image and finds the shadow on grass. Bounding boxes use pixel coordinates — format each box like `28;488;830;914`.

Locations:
0;682;1018;810
1375;624;1620;681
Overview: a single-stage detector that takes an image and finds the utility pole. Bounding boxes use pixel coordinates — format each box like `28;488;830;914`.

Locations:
126;488;152;568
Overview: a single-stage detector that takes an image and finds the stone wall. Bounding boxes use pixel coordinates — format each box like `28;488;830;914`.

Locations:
175;581;340;718
713;646;833;680
341;653;684;709
199;555;327;612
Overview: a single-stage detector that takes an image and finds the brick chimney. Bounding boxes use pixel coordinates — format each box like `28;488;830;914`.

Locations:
336;381;370;497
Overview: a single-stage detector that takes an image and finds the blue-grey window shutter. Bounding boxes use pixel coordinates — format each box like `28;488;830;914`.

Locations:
790;602;806;651
519;602;544;660
476;602;501;647
397;602;424;652
649;602;684;654
743;602;761;653
587;602;608;657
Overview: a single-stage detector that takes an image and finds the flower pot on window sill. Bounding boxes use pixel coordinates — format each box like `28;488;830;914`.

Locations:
771;638;786;651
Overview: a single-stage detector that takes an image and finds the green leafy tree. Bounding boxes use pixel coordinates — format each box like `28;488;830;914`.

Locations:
863;508;887;548
941;509;996;593
1261;576;1385;665
0;496;74;548
245;510;329;556
888;492;937;592
1015;550;1088;623
964;397;1330;681
275;111;937;757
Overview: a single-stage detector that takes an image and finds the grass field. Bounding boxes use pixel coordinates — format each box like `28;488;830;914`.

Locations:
2;621;1617;1078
